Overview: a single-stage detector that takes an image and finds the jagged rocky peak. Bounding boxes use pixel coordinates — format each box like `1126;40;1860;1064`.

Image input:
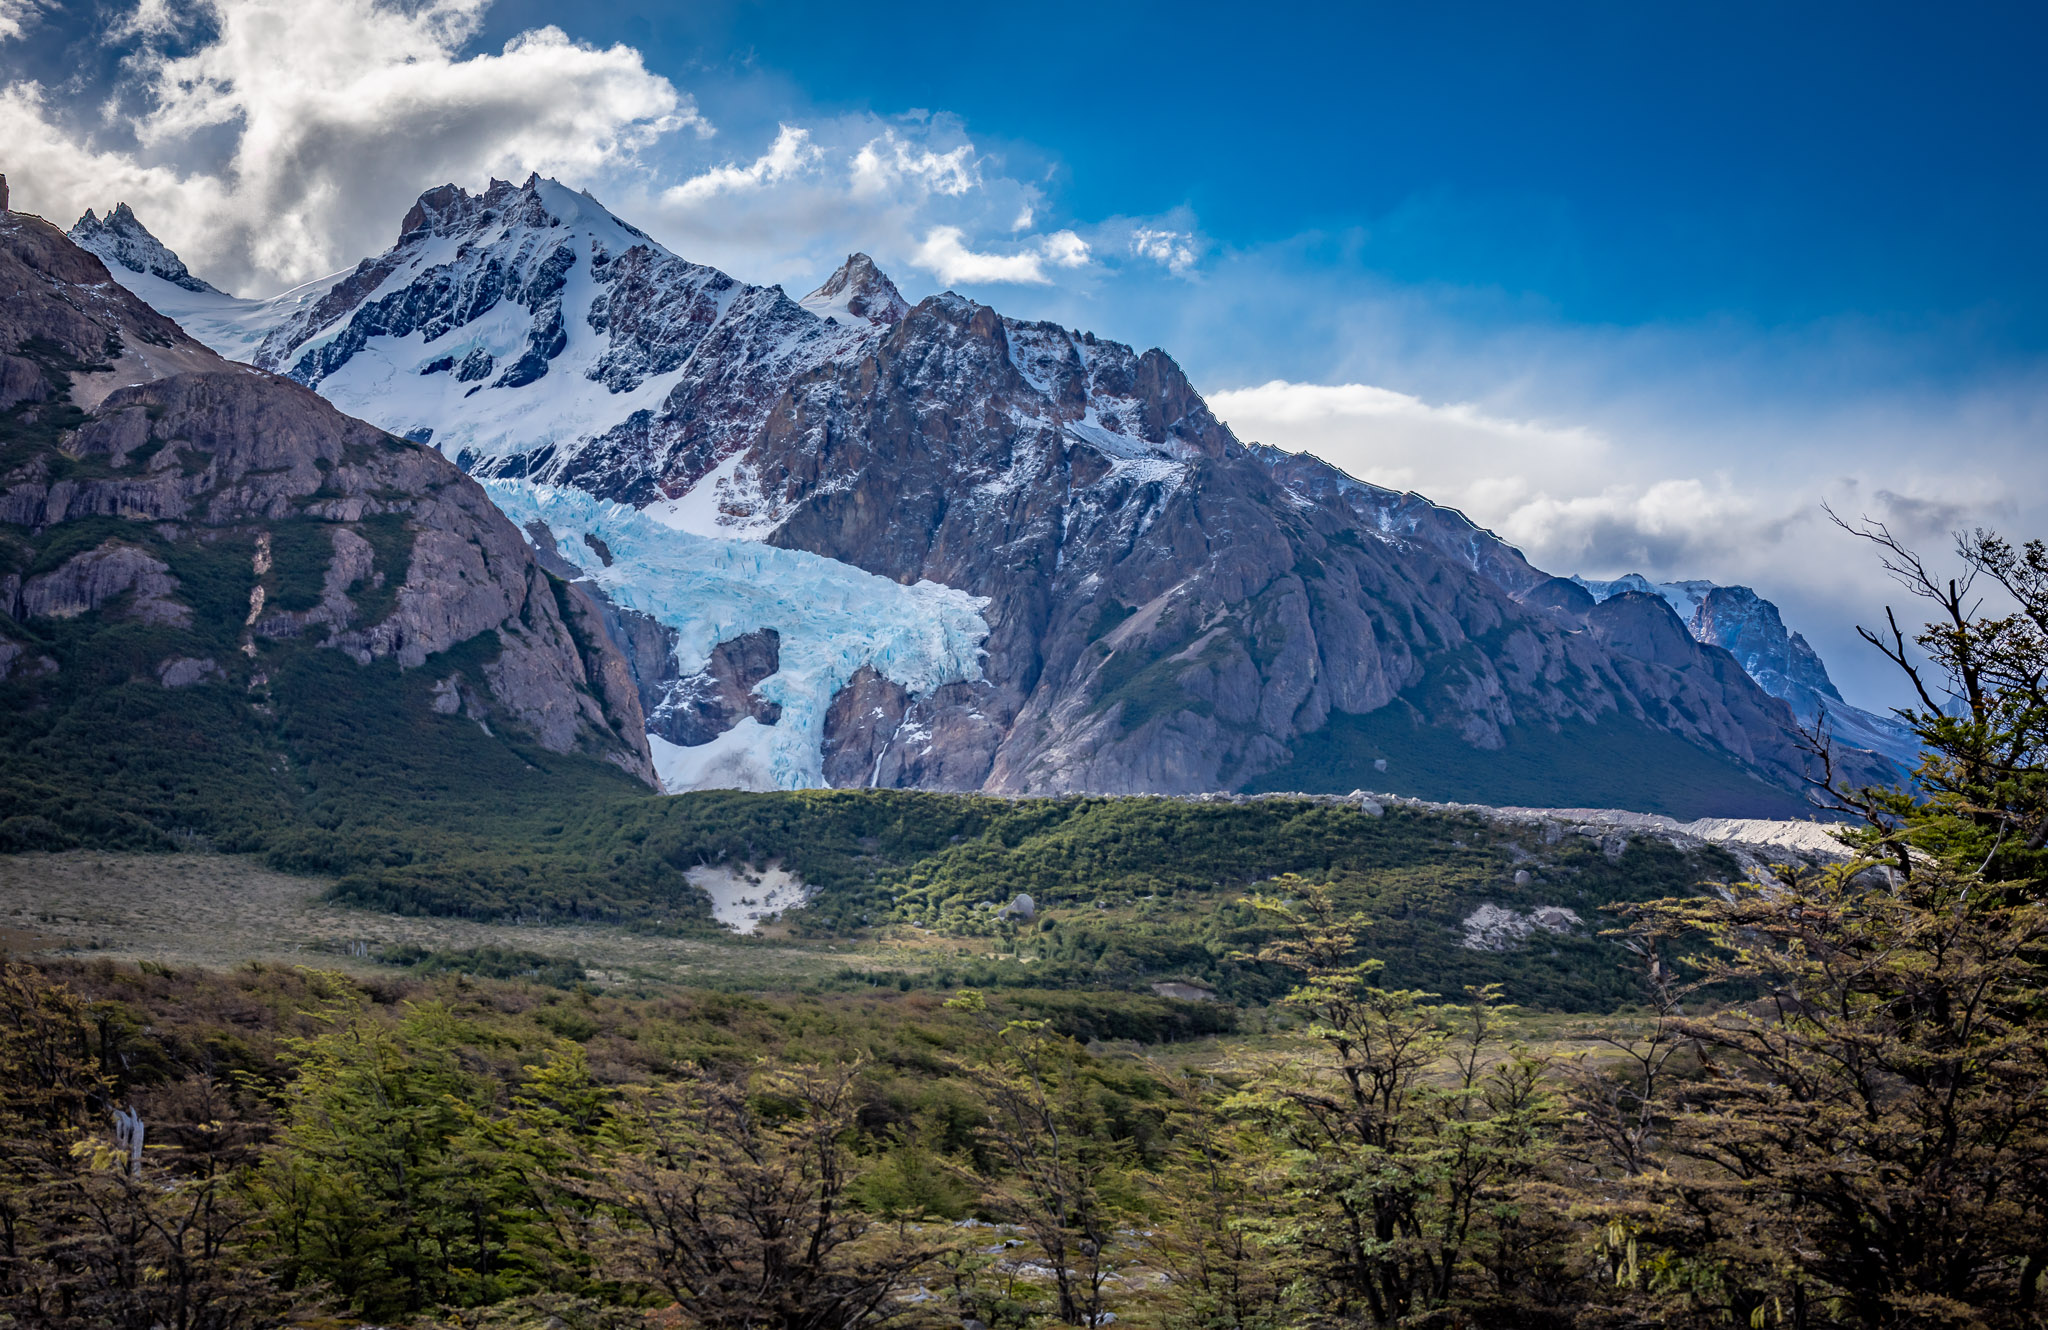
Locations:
801;252;910;326
68;203;222;295
1690;584;1841;703
396;172;650;245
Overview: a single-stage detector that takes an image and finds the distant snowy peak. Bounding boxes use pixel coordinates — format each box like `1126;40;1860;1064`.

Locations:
68;204;222;295
1573;573;1720;628
800;253;910;326
233;173;891;506
1573;573;1919;771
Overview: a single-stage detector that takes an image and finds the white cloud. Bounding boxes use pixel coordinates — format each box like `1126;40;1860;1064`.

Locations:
1041;230;1090;269
1;0;692;292
106;0;183;40
1210;379;1607;499
910;225;1092;286
913;226;1051;285
662;124;820;206
0;0;45;42
1131;226;1198;275
849;129;978;200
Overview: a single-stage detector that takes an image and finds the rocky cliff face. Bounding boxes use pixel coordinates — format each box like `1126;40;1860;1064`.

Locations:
1573;574;1919;772
83;181;1889;813
0;210;655;783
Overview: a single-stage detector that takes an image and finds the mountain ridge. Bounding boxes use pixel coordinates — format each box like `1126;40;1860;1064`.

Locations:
64;181;1902;815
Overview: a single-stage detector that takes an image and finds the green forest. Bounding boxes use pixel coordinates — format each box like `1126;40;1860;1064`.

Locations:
0;527;2045;1328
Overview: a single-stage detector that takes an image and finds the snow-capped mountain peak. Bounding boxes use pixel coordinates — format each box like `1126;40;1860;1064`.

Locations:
206;174;895;505
69;204;223;295
800;252;910;326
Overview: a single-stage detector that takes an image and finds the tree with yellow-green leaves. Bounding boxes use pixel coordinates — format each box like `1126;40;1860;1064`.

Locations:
943;989;1136;1328
1221;879;1565;1326
570;1059;948;1330
1567;522;2048;1327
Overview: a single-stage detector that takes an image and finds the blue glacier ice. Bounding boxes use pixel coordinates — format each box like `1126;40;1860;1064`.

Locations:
483;481;991;792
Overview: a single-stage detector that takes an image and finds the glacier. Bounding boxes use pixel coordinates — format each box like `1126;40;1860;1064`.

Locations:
482;482;992;792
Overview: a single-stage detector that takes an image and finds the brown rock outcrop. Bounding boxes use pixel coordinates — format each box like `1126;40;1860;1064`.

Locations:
0;210;655;785
650;628;783;748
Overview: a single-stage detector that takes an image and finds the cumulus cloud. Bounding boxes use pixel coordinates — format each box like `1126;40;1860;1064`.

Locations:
1040;230;1091;269
849;129;979;200
1;0;692;292
1131;226;1198;276
662;124;820;206
911;225;1091;286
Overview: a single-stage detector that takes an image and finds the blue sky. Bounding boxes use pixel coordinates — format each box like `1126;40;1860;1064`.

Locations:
2;0;2042;709
490;0;2048;339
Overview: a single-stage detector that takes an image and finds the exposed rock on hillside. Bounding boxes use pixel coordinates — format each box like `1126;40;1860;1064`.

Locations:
0;210;655;784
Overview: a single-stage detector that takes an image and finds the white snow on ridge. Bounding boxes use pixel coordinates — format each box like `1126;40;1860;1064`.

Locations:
1573;573;1717;623
86;263;340;362
483;481;991;793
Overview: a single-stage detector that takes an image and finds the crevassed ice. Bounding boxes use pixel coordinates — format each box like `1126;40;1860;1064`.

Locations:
483;481;992;793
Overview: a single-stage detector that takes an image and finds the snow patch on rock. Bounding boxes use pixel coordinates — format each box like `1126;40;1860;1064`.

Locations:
686;860;813;934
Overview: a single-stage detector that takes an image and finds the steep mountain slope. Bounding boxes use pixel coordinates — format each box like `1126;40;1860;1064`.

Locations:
1;208;657;861
1254;442;1915;779
1252;444;1550;596
81;181;1890;815
1574;573;1918;771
